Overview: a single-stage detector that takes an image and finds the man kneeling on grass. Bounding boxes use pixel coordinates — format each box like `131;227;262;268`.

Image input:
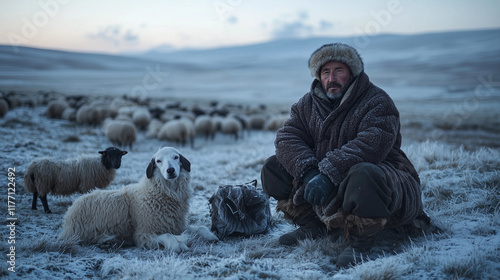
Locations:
261;42;430;268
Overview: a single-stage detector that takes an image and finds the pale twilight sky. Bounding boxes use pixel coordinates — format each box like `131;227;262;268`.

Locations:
1;0;499;54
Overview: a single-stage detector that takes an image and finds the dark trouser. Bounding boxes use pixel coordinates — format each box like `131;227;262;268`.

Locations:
261;155;392;219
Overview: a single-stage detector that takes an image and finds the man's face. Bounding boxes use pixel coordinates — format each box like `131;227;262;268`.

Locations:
320;61;351;99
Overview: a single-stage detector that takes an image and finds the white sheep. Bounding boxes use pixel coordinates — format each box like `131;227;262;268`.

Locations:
110;97;136;116
46;99;69;119
104;119;137;149
59;147;218;250
23;147;127;213
61;107;76;122
0;99;8;118
247;114;267;130
194;115;215;140
117;106;136;118
221;116;243;140
158;118;195;147
211;115;224;132
263;114;289;131
132;107;151;130
146;118;163;138
76;105;102;125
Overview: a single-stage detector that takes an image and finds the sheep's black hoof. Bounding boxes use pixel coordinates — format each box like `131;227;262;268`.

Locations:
45;209;52;214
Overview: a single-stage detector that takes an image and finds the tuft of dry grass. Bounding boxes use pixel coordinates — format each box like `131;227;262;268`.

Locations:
24;235;80;255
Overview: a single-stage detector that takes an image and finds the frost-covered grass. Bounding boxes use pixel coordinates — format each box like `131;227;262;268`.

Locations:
1;105;499;279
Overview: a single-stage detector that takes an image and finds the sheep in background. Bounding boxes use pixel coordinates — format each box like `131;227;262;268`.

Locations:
0;99;8;118
5;93;21;108
76;105;102;125
46;99;69;119
194;115;215;140
95;103;114;120
23;147;127;213
158;118;195;147
132;107;151;130
211;115;224;132
18;94;39;107
146;118;163;138
263;114;289;131
117;106;135;118
110;97;136;116
160;109;196;123
247;114;267;130
221;116;242;140
61;107;76;122
114;113;133;122
104;119;137;149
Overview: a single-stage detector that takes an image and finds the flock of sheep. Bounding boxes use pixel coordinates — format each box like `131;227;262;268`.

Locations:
0;89;291;249
1;90;290;148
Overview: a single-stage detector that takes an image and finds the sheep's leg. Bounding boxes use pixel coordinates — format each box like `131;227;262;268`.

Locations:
39;195;52;214
31;192;38;210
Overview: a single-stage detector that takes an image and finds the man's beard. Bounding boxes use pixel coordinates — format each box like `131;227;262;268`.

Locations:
327;91;343;100
325;82;343;100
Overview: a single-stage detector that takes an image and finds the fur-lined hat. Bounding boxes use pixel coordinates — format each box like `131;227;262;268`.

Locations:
308;43;364;80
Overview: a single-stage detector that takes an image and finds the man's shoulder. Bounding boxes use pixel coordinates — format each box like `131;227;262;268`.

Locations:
293;91;314;107
363;82;393;102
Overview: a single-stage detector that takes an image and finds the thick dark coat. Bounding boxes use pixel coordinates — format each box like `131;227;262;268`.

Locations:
275;72;422;225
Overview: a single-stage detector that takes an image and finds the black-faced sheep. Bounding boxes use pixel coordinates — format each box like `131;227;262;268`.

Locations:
23;147;127;213
104;119;137;149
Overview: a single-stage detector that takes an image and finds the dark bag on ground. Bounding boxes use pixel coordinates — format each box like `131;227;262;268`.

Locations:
209;180;272;240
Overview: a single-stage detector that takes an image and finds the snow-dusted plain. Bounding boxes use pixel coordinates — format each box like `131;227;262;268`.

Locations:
1;29;500;279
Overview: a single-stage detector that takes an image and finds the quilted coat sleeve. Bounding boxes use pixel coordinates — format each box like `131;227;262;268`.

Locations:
275;95;318;180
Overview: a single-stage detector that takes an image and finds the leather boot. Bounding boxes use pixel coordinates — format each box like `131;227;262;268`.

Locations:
279;218;327;245
276;199;328;245
336;215;386;268
336;232;376;268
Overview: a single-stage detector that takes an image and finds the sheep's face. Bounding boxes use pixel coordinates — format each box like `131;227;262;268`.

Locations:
99;147;128;170
146;147;191;180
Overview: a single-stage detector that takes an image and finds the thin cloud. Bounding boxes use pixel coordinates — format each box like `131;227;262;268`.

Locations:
272;20;314;39
319;20;334;31
90;25;140;46
226;16;238;25
269;11;333;39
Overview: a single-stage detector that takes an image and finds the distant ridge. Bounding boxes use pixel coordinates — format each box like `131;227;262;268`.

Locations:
2;28;498;63
1;28;499;99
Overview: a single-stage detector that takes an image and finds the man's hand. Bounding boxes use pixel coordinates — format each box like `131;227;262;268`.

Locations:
302;169;320;184
304;172;335;206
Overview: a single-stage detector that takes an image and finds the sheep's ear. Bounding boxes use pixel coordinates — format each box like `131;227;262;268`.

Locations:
122;151;128;155
146;158;155;179
98;151;106;155
180;154;191;172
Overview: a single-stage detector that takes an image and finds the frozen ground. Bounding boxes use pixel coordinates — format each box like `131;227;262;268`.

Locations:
0;103;499;279
1;29;500;279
